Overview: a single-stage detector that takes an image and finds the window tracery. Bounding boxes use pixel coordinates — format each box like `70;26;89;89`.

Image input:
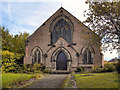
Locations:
51;18;72;44
82;45;94;64
32;47;42;64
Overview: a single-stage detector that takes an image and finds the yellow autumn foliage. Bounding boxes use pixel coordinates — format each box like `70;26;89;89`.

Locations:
2;50;16;72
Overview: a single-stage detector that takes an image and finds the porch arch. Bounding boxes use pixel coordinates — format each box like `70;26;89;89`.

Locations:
51;47;72;61
51;47;72;71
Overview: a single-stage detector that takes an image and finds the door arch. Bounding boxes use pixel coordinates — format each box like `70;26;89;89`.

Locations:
56;51;67;70
51;47;72;71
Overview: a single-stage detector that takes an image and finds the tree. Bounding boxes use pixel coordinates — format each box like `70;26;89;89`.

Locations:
84;1;120;51
1;26;29;65
2;26;13;51
12;32;29;54
1;26;29;54
0;26;2;49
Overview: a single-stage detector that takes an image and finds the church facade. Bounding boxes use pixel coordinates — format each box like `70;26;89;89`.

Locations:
24;7;103;72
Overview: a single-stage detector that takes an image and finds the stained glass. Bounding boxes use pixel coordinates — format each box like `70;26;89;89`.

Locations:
88;49;92;64
83;50;87;64
33;48;41;64
82;47;93;64
34;51;37;63
38;50;41;64
51;18;72;44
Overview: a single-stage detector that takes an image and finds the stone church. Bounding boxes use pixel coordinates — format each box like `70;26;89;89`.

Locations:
24;7;103;72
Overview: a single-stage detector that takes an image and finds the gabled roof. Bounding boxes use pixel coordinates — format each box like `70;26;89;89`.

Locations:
27;7;99;41
57;7;99;37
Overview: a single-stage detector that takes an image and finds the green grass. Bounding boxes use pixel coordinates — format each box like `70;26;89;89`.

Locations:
2;73;36;88
74;72;118;88
62;74;72;88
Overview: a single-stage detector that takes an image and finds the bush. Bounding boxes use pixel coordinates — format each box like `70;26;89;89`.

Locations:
92;67;103;73
13;64;22;73
2;50;47;74
2;50;16;73
92;63;116;73
2;50;24;73
43;69;50;73
116;63;120;73
113;61;120;73
22;63;43;74
75;67;84;73
103;63;116;72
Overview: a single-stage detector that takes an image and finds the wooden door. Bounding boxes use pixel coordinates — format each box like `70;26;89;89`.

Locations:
56;51;67;70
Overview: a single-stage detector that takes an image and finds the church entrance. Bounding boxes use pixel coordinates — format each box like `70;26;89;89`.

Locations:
56;51;67;70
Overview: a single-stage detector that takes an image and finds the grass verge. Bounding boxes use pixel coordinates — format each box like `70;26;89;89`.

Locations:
2;73;43;88
74;72;118;88
62;74;72;88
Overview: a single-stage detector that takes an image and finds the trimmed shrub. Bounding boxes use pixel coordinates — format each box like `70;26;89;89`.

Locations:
92;63;117;73
75;67;84;73
112;62;120;73
92;68;103;73
92;66;102;73
103;63;116;72
22;63;43;74
43;69;50;73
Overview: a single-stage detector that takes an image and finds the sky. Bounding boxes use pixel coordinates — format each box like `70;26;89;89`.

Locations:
0;0;118;61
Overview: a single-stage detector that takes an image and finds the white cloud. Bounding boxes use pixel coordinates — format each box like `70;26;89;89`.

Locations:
16;10;50;27
5;2;60;30
61;0;89;21
10;25;34;35
102;50;118;61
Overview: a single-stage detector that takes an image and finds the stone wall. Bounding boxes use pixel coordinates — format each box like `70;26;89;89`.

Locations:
24;7;103;71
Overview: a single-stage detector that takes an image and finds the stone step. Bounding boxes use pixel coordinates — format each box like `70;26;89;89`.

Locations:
50;70;71;74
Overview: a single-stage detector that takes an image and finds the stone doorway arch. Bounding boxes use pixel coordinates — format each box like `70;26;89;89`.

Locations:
51;47;72;71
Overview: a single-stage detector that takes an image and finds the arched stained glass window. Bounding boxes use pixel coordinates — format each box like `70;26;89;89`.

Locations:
38;50;41;64
51;18;72;44
88;49;92;64
83;50;87;64
34;51;37;63
82;46;94;64
32;47;42;64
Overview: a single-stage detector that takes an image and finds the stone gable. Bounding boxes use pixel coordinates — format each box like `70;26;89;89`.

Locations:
24;7;103;72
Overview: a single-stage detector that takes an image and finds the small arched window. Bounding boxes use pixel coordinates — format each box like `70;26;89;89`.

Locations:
81;45;95;64
38;50;41;63
32;47;42;64
34;51;37;63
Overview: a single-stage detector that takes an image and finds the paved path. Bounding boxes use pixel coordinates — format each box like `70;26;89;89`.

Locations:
26;74;68;88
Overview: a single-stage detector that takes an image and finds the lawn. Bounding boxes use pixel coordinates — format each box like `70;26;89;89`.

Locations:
74;72;119;88
2;73;36;88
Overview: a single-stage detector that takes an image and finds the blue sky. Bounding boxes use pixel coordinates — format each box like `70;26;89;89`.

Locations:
1;0;118;61
1;2;61;34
